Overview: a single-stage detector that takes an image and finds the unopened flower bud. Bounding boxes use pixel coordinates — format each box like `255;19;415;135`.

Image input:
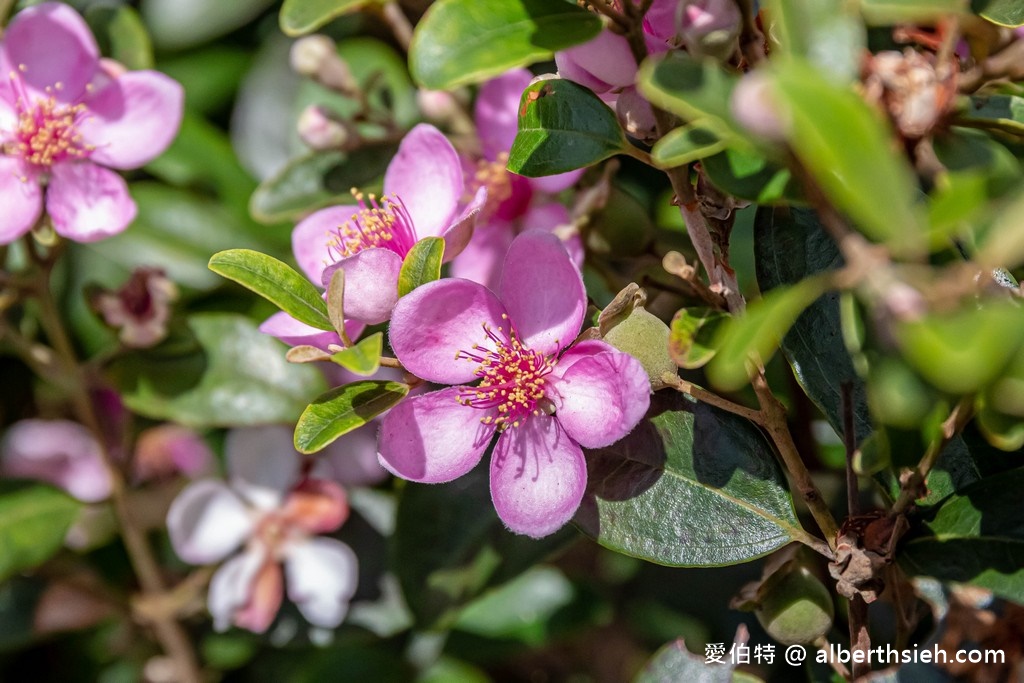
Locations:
134;425;214;482
290;35;356;93
297;105;352;150
679;0;741;60
93;267;177;348
731;70;789;141
416;88;462;126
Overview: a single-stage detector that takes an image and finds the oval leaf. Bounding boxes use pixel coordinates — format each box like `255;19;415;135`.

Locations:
651;123;727;169
295;380;409;453
209;249;333;331
280;0;375;36
576;393;803;567
330;332;383;376
0;482;81;582
638;52;739;131
409;0;602;90
398;237;445;297
508;79;626;177
668;307;727;369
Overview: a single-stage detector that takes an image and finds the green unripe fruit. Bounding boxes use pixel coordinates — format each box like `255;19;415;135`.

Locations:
755;566;834;645
600;285;675;388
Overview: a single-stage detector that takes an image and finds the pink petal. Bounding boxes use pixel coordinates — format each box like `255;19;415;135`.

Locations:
529;168;583;194
383;124;462;238
259;311;345;350
475;69;533;161
233;557;284;634
46;162;136;242
283;538;358;628
549;346;651;448
499;231;585;357
377;387;496;483
79;71;184;170
555;32;638;93
283;479;348;534
322;247;402;325
0;158;42;244
450;219;516;290
0;419;110;502
208;549;267;632
490;417;586;538
440;186;486;262
1;3;99;102
166;480;253;564
522;202;570;231
226;426;300;510
291;205;355;282
389;278;507;385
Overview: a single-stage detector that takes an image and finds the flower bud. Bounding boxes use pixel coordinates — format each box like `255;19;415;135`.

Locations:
678;0;742;60
417;88;462;126
290;34;356;93
731;70;789;141
297;105;352;150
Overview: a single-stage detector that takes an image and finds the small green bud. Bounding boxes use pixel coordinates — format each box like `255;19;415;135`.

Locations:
598;284;676;389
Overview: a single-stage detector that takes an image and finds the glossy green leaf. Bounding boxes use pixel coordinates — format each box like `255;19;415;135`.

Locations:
577;392;802;566
770;61;926;253
294;380;409;453
900;467;1024;603
974;0;1024;25
508;79;626;177
635;639;734;683
394;460;575;628
668;307;727;369
398;237;445;297
701;148;800;203
249;145;396;223
707;277;828;391
280;0;374;36
209;249;333;331
330;332;383;376
86;5;154;70
409;0;602;90
0;483;80;582
651;123;726;168
858;0;967;25
638;52;738;131
111;314;326;428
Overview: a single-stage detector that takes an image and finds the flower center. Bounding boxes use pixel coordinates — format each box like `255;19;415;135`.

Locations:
469;153;514;215
3;71;92;169
326;189;417;261
456;314;555;430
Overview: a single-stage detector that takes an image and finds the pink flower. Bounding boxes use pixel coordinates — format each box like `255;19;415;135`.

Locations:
379;232;651;538
1;419;111;502
291;123;484;324
452;69;583;290
167;427;358;633
133;425;214;483
0;3;183;244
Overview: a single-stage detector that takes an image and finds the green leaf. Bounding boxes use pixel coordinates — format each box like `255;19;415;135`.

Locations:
638;52;739;131
577;392;802;566
668;307;727;369
394;459;575;628
701;148;800;203
86;5;154;70
977;189;1024;272
409;0;602;90
960;94;1024;136
769;60;926;253
326;268;347;338
158;47;251;116
900;467;1024;603
634;639;734;683
508;79;626;177
651;123;727;168
330;332;383;376
398;237;445;297
859;0;967;25
249;145;396;223
111;313;326;428
976;403;1024;451
0;482;80;582
294;380;409;453
454;566;574;643
974;0;1024;25
762;0;864;81
280;0;375;36
140;0;278;50
209;249;333;331
707;277;828;392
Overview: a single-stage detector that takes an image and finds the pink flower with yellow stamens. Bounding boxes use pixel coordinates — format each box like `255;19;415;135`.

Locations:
291;123;484;325
378;231;651;538
0;3;183;243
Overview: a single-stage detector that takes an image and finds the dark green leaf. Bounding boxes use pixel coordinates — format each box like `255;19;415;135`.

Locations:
0;482;80;582
651;123;726;168
973;0;1024;25
398;237;445;297
668;307;727;369
701;148;800;203
933;127;1022;199
901;467;1024;603
394;459;575;628
637;52;738;131
576;392;803;567
960;94;1024;136
330;332;383;376
508;79;626;177
409;0;602;90
294;380;409;453
111;313;326;428
86;5;154;70
209;249;333;331
280;0;375;36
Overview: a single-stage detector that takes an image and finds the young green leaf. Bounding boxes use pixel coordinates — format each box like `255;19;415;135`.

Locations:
398;237;445;297
409;0;601;90
668;307;727;369
294;380;409;453
638;52;738;131
329;332;383;376
508;79;626;177
209;249;333;331
0;483;81;582
651;122;727;168
279;0;375;36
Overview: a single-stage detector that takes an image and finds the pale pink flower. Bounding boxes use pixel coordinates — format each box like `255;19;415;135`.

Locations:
0;3;183;243
133;425;214;483
0;419;111;502
167;427;358;633
379;232;651;538
291;123;485;325
93;267;177;348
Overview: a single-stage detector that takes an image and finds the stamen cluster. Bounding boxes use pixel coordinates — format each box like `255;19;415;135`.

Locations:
6;73;93;171
470;152;513;215
327;189;417;260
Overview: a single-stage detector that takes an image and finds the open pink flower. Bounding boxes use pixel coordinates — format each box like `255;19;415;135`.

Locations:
0;2;183;244
167;427;358;633
291;123;484;324
379;232;651;537
1;419;111;502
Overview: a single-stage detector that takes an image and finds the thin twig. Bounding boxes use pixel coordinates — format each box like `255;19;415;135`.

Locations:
841;384;870;680
660;372;763;424
379;1;413;52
